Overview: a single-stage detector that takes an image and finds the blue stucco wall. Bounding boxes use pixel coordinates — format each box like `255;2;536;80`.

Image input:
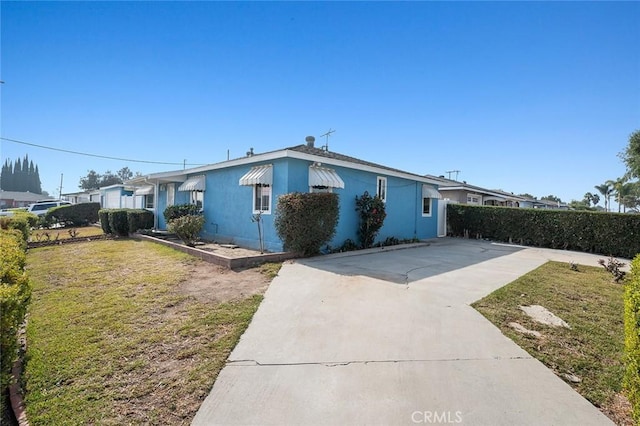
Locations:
153;158;439;253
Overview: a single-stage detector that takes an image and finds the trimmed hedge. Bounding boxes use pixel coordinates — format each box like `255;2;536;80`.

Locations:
127;209;154;234
447;204;640;258
164;204;200;222
107;209;130;236
274;192;339;256
0;230;31;418
45;202;100;227
626;256;640;423
0;214;33;241
98;209;111;234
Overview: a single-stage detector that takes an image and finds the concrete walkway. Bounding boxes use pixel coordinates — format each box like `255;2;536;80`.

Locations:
192;239;619;425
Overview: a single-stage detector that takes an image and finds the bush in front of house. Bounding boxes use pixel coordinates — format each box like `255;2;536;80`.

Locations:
355;191;387;249
163;204;200;222
107;209;130;236
45;202;100;227
625;255;640;423
167;215;205;247
0;230;31;419
446;204;640;258
98;209;112;234
127;209;154;234
274;192;339;256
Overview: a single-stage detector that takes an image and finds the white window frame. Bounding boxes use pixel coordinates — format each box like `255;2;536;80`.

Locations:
145;194;155;209
422;197;432;217
253;184;272;214
191;190;204;209
377;176;387;203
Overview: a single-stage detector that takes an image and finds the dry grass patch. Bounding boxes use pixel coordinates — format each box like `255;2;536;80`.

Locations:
30;226;104;242
473;261;631;425
24;239;272;425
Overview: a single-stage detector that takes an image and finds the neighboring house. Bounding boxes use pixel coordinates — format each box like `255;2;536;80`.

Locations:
61;190;100;204
427;176;525;207
128;138;443;252
99;184;140;209
520;198;570;210
0;190;51;208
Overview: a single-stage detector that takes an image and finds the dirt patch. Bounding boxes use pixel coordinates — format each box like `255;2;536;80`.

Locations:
178;262;270;304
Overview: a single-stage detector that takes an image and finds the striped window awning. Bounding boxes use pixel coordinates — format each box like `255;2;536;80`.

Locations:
178;175;206;191
134;186;154;196
422;185;442;199
309;166;345;189
239;165;273;186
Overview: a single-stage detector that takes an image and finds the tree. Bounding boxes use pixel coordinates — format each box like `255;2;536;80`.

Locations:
518;193;537;200
355;191;387;248
594;183;614;212
621;130;640;178
541;195;561;202
0;155;43;193
607;177;628;213
582;192;600;208
79;170;102;190
99;170;121;187
116;167;133;182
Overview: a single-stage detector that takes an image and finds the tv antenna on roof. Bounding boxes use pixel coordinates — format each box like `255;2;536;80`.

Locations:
320;128;335;151
446;170;461;180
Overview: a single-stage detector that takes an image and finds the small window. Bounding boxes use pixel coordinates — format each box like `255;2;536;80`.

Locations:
167;183;175;206
145;194;155;209
253;184;271;214
310;186;332;194
377;177;387;202
422;197;432;217
191;191;204;209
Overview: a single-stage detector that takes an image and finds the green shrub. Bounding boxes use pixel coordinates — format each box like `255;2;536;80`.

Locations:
625;255;640;423
0;215;31;241
274;192;339;256
167;215;205;247
98;209;111;234
355;191;386;249
163;204;200;222
108;209;130;237
447;204;640;258
127;209;154;234
45;202;100;227
12;211;39;228
0;230;31;418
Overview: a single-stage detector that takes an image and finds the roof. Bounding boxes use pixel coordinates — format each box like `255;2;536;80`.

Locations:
0;190;51;202
425;175;526;200
129;143;441;186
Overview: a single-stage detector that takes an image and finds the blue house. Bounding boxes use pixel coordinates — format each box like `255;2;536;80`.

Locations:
129;138;443;252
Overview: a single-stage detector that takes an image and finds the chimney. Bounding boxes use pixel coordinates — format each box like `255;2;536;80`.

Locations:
305;136;315;148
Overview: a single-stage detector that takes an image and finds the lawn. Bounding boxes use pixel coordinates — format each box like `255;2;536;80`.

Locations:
473;261;631;425
23;239;274;425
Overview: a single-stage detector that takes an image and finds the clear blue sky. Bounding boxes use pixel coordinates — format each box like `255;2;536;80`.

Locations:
1;1;639;208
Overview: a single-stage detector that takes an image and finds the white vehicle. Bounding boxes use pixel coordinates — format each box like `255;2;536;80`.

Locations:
26;200;72;216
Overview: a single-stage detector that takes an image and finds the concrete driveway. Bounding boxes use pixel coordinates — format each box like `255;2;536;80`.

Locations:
192;238;616;425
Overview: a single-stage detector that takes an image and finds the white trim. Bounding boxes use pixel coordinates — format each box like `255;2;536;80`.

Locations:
421;197;433;217
134;186;154;195
133;149;442;186
252;184;272;214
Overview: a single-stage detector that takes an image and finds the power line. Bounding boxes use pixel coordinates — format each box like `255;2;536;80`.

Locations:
0;137;207;166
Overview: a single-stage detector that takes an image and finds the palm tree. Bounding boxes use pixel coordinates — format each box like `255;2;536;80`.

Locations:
606;177;628;213
594;183;614;212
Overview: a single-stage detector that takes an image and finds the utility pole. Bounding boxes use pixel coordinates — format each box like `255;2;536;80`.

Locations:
320;129;335;151
58;173;63;200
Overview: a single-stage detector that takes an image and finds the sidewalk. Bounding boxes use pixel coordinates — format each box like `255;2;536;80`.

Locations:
192;239;616;425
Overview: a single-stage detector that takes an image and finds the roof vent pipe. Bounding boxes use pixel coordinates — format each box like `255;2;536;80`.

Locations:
305;136;315;148
246;147;254;157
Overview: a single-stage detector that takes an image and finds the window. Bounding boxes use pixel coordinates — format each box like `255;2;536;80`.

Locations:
167;183;175;206
145;194;155;209
253;184;271;214
466;194;481;205
422;197;432;217
191;191;204;209
377;176;387;202
310;185;332;193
